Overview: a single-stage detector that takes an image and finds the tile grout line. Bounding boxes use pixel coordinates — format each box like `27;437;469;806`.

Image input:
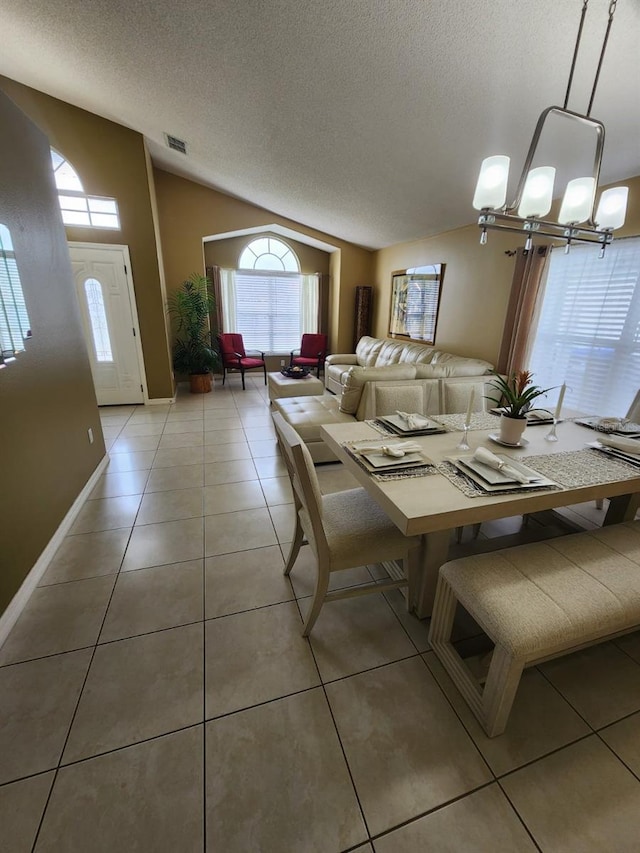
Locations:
29;404;146;852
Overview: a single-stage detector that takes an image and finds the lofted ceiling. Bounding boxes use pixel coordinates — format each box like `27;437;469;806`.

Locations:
2;0;639;250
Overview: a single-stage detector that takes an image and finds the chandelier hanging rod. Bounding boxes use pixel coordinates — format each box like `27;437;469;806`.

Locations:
587;0;617;116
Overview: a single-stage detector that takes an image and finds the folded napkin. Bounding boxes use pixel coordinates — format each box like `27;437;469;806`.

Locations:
472;447;532;484
396;411;432;430
353;441;422;458
599;435;640;455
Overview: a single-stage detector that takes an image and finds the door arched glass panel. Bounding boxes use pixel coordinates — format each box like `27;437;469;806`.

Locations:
84;277;113;362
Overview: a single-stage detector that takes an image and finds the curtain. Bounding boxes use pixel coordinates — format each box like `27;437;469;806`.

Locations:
318;272;329;337
497;245;550;376
301;273;319;333
220;268;237;332
205;265;223;340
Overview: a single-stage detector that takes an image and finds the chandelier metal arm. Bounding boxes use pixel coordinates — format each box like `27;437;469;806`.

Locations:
478;211;614;247
503;106;605;222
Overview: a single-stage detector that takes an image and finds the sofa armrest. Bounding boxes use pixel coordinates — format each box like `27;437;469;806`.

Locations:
325;353;357;365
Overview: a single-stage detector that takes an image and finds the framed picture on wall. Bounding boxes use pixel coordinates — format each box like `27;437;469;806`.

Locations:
388;264;445;345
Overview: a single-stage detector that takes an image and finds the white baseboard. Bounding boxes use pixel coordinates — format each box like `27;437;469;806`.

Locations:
0;454;110;650
147;397;175;405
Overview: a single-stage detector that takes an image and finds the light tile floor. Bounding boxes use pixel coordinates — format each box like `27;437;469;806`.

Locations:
2;376;640;851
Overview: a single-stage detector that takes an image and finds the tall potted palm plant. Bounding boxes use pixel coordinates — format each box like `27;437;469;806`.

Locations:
167;272;220;393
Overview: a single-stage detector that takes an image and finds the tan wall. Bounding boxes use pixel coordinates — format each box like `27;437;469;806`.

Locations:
0;90;106;613
204;233;330;275
0;76;174;398
154;169;373;353
373;174;640;367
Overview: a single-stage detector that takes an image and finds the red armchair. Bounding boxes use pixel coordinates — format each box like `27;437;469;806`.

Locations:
289;334;328;377
217;333;266;390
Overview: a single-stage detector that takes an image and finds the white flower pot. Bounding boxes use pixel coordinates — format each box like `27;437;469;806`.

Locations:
500;414;527;445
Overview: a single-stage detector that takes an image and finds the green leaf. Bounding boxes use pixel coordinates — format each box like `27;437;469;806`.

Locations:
167;273;220;375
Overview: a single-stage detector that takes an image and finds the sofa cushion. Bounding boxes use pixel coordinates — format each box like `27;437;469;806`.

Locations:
398;342;438;365
340;364;417;414
355;336;384;366
429;351;494;376
373;339;408;366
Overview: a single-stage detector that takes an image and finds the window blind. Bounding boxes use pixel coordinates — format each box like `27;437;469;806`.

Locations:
528;238;640;417
233;271;306;351
405;276;440;342
0;231;31;365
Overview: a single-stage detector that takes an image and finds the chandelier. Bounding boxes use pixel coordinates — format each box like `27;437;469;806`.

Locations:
473;0;628;257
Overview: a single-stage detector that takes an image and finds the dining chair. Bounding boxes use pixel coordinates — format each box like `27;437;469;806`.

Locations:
272;412;421;636
290;333;328;377
217;333;266;390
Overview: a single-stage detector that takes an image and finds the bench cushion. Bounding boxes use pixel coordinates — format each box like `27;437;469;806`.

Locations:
441;521;640;658
272;394;354;443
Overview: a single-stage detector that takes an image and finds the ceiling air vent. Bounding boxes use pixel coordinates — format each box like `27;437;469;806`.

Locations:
165;134;187;154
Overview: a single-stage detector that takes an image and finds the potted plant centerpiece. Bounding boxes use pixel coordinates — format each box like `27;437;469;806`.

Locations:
167;272;220;393
487;370;553;445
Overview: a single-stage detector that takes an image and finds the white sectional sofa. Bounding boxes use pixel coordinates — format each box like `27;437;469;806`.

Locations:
273;336;496;463
325;336;494;396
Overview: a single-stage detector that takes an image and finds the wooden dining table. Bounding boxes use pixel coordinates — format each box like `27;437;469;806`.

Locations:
320;418;640;618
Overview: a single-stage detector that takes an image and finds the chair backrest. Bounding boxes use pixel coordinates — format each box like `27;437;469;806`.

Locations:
372;383;427;418
627;389;640;423
272;413;329;564
218;333;246;363
300;333;328;359
442;379;488;415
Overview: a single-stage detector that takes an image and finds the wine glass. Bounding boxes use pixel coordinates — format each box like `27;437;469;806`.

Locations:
456;424;470;451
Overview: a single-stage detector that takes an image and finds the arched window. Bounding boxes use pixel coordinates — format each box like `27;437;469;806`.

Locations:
50;149;120;230
238;237;299;272
220;236;317;351
0;223;31;367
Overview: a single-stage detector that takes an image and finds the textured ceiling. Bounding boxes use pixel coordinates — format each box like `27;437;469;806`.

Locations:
2;0;639;249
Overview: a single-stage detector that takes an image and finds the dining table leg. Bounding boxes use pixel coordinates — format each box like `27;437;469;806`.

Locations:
604;493;640;525
414;529;451;619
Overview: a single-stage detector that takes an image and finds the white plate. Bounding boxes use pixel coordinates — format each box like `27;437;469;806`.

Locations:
378;414;444;434
577;417;640;437
488;433;529;448
587;442;640;468
451;455;555;492
457;457;519;485
360;451;426;471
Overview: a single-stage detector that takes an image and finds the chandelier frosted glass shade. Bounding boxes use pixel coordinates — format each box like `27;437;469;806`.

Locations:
472;156;510;210
558;177;596;224
595;187;629;230
517;167;556;218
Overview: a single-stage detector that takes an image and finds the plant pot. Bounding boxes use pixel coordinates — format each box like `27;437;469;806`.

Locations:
189;372;213;394
499;413;527;445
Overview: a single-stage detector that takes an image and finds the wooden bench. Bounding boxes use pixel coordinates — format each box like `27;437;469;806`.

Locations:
428;521;640;737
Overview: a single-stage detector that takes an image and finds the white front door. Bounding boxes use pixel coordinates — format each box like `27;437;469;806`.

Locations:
69;243;145;405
